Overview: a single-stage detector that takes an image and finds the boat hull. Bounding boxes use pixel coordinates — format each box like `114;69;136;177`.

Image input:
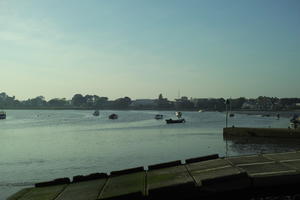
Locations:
165;118;185;124
109;114;118;119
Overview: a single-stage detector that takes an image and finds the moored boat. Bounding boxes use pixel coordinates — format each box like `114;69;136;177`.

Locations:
166;118;185;124
0;111;6;120
93;110;100;116
109;113;118;119
155;114;163;120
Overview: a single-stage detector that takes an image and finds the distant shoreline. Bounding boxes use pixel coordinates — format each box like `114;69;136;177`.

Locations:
1;108;300;116
230;110;300;118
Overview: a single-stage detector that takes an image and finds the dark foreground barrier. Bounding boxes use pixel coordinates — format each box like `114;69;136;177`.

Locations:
8;151;300;200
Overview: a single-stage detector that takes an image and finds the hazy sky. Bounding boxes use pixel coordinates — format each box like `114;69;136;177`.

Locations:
1;0;299;100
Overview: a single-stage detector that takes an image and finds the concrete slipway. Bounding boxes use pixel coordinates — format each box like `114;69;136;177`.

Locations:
8;150;300;200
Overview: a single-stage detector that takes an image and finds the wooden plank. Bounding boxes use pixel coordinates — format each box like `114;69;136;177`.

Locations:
238;162;295;176
147;165;195;199
55;179;106;200
187;159;250;193
7;188;33;200
264;151;300;162
188;165;247;185
226;154;273;166
187;158;231;172
239;161;299;187
281;159;300;171
18;184;67;200
98;172;145;200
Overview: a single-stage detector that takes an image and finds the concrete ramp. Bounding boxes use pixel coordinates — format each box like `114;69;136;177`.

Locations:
8;152;300;199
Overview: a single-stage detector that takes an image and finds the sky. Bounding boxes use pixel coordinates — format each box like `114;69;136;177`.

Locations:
0;0;299;100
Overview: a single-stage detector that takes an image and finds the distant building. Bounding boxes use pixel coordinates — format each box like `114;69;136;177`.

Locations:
174;96;189;105
174;96;196;109
241;101;257;110
130;99;157;107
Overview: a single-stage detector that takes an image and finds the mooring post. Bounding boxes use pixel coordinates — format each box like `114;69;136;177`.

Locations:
225;99;229;128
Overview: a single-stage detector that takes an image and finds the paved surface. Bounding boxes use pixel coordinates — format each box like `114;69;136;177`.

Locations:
8;151;300;200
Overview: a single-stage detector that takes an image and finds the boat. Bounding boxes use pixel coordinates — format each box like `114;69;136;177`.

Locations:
155;114;163;120
109;113;118;119
175;111;182;118
93;110;100;116
229;113;235;117
0;111;6;120
165;118;185;124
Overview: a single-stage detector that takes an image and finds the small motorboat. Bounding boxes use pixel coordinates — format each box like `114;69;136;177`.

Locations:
93;110;100;116
166;118;185;124
0;111;6;120
155;114;163;120
109;113;118;119
229;113;235;117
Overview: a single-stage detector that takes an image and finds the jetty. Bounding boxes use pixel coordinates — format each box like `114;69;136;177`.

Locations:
8;151;300;200
223;127;300;138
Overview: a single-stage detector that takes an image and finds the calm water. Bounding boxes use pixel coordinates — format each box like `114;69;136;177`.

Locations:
0;110;299;199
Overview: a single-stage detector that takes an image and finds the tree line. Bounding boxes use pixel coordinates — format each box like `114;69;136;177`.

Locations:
1;92;300;111
0;93;132;109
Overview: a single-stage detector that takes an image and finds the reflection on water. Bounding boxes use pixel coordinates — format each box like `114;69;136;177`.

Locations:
224;135;300;156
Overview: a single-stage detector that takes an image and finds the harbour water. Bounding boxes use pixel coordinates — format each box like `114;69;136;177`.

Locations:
0;110;299;199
